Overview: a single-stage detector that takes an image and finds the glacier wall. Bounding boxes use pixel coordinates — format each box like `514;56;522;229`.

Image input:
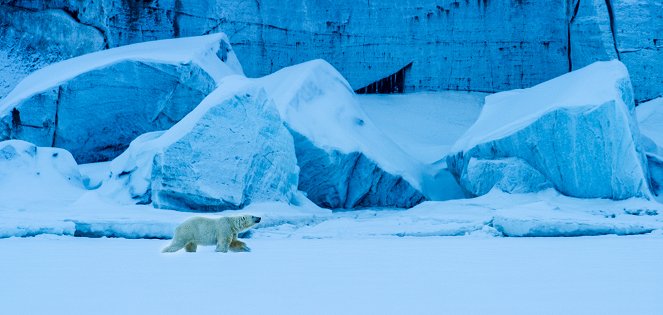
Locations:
0;0;661;102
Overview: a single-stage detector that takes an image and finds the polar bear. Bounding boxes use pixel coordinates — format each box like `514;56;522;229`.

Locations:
162;215;261;253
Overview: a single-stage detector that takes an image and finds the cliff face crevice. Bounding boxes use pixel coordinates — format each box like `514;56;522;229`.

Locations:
603;0;620;60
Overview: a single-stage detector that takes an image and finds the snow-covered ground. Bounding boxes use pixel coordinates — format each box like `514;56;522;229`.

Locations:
2;234;662;315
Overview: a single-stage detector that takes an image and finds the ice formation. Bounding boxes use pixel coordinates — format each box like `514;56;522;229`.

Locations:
448;60;650;199
101;85;299;211
0;33;243;163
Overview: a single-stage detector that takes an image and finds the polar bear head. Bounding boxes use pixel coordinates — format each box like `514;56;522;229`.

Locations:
232;215;261;232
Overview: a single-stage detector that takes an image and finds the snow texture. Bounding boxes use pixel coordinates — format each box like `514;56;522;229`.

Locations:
0;33;243;163
0;140;84;205
3;235;663;314
101;85;299;212
448;60;650;199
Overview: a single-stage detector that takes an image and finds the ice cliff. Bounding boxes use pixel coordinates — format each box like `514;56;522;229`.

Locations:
1;0;660;102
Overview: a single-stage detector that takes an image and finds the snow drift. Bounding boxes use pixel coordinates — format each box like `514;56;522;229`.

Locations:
100;84;299;211
448;60;651;200
0;139;84;204
0;33;243;163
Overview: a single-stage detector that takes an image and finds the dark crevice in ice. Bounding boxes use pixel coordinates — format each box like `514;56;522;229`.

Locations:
355;62;413;94
51;86;62;147
568;0;580;71
604;0;621;60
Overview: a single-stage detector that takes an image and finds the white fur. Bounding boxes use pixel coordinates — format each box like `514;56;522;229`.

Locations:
162;215;259;253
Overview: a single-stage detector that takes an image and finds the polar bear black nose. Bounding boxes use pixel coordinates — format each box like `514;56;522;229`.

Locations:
254;217;261;223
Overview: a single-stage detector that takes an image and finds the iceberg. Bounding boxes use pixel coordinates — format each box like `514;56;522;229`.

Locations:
0;33;243;163
101;84;299;212
255;60;427;208
448;60;650;200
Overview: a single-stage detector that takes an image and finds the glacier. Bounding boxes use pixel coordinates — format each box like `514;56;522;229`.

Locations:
448;60;651;200
0;33;243;163
100;85;299;212
1;1;660;103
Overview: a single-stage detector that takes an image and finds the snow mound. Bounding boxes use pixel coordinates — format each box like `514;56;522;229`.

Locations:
0;33;243;163
100;85;299;212
0;140;84;205
255;60;427;208
448;60;650;200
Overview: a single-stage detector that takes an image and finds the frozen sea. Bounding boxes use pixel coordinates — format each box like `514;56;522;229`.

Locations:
2;234;662;314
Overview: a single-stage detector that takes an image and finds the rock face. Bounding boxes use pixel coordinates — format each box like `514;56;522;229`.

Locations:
448;60;651;200
1;1;660;102
252;60;427;209
102;86;299;212
0;33;242;163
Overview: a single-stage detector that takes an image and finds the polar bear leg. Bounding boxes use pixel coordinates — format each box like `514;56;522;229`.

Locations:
230;239;250;252
215;234;232;253
185;242;197;252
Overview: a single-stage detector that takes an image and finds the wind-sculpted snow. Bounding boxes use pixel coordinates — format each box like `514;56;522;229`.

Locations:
0;33;242;163
448;61;650;200
101;86;299;212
